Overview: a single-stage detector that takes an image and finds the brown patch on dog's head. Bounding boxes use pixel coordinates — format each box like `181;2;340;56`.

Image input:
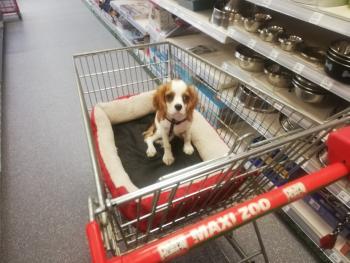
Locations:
153;82;171;121
183;85;198;121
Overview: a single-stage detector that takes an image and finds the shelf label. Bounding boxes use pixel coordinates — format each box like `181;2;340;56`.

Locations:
229;28;238;38
329;252;342;263
261;0;272;7
247;39;257;49
292;63;305;74
308;12;323;25
269;49;279;60
249;80;258;88
308;198;320;211
320;77;334;91
337;190;350;205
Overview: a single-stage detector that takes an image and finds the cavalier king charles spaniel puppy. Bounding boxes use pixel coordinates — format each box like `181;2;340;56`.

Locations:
144;79;198;165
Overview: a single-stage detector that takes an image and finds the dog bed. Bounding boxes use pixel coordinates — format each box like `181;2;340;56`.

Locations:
112;113;203;188
91;91;244;231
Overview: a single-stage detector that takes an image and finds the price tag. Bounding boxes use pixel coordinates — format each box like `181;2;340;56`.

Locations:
249;80;258;88
292;63;305;74
247;39;257;49
320;77;334;90
329;252;342;263
230;28;238;38
269;49;279;60
308;199;320;211
337;190;350;204
308;12;323;25
261;0;272;7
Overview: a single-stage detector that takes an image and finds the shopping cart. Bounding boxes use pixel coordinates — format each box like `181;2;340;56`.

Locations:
0;0;21;19
73;42;350;263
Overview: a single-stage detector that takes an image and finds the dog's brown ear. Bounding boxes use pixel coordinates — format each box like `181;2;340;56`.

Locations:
153;83;168;121
186;85;198;121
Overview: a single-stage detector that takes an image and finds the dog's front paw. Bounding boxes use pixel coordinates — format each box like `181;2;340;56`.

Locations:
146;147;157;158
163;152;175;165
183;143;194;155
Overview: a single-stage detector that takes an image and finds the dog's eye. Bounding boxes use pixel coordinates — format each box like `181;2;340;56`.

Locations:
182;94;190;104
165;93;174;102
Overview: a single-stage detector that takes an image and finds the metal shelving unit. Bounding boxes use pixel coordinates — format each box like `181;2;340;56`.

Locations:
227;26;350;102
219;88;283;138
150;0;232;44
149;0;350;102
84;0;133;46
282;201;348;263
109;1;149;35
168;34;335;130
245;0;350;38
222;61;335;127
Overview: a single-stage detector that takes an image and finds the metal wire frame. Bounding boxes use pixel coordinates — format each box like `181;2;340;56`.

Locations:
73;42;350;256
101;115;349;255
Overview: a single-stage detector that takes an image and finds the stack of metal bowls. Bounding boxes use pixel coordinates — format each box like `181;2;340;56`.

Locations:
243;13;272;33
279;113;301;132
235;44;266;72
264;62;293;88
210;0;241;28
292;75;328;104
278;34;303;52
325;40;350;84
235;83;276;113
258;25;284;42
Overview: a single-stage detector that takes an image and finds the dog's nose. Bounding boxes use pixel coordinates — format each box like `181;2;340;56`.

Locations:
175;104;182;111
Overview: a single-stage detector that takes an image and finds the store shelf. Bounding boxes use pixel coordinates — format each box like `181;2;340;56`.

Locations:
149;0;350;101
110;1;149;35
245;0;350;37
283;200;349;263
326;180;350;210
301;154;350;210
227;26;350;102
84;0;133;46
222;61;336;127
168;34;337;131
150;0;232;44
316;5;350;23
219;88;283;139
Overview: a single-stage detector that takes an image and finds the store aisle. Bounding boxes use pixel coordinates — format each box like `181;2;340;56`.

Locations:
1;0;119;262
1;1;320;263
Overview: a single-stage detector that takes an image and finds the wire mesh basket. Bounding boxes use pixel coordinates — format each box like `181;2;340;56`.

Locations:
73;42;350;262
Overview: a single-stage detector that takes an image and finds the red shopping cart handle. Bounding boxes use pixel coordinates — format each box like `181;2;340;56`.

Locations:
87;126;350;263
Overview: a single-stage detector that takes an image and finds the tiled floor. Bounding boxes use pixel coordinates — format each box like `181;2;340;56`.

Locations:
0;0;320;262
